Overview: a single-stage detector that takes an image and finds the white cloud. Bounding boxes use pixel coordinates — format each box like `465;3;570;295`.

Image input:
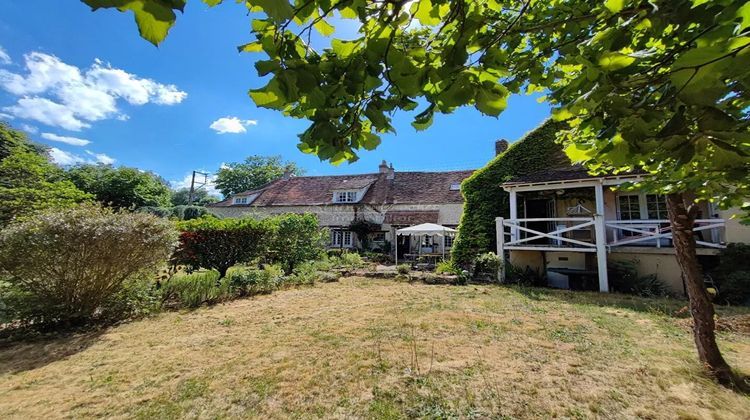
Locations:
0;46;10;65
49;147;85;166
0;112;14;120
4;97;90;131
85;150;115;165
41;132;90;146
48;147;115;166
0;52;187;130
20;124;38;134
209;116;258;134
171;172;221;197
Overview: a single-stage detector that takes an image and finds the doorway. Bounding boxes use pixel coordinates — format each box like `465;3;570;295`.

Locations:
523;198;555;244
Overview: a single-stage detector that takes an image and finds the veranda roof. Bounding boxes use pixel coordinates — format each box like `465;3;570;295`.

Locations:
396;223;456;236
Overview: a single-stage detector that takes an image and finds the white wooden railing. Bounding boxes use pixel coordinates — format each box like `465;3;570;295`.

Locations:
605;219;726;249
499;217;598;252
495;217;726;252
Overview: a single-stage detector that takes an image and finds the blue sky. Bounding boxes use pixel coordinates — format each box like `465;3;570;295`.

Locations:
0;1;550;194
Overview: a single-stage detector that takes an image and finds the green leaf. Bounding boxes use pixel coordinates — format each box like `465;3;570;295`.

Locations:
237;41;263;53
598;52;636;71
412;108;434;131
475;83;508;117
314;19;335;36
332;39;359;58
202;0;222;6
254;60;281;76
246;0;293;23
82;0;185;46
360;132;381;150
739;3;750;31
249;78;286;109
604;0;625;13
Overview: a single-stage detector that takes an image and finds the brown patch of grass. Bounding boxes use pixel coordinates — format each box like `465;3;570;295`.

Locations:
0;278;749;419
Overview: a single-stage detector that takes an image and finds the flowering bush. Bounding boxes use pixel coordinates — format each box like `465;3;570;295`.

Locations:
0;205;177;327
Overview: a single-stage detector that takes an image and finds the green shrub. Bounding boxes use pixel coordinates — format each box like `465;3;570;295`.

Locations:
435;260;460;275
452;120;568;266
229;265;283;296
284;261;319;286
608;260;670;297
712;243;750;305
318;272;341;283
339;252;365;268
0;205;177;327
138;206;172;218
268;213;327;274
472;252;502;281
396;264;411;275
173;217;274;279
161;271;231;308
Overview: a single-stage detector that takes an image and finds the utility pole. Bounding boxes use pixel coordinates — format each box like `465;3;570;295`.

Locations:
188;170;209;204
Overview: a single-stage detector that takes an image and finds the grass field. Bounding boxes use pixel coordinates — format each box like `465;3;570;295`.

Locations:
1;277;749;419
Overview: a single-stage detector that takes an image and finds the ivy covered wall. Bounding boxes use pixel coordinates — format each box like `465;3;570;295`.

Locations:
451;120;569;266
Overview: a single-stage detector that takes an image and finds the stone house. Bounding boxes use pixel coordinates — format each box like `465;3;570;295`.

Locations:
208;161;475;259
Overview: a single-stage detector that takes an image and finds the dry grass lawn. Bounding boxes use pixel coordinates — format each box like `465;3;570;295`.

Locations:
1;277;749;419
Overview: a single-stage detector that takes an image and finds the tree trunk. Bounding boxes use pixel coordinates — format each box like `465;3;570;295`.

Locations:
666;193;742;389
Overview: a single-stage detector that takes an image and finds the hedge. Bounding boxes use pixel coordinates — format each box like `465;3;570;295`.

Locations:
451;120;569;267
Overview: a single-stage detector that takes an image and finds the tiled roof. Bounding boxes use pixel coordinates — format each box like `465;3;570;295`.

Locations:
210;170;474;208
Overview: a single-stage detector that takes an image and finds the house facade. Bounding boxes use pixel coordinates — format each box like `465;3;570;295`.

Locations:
495;166;750;294
208;161;474;259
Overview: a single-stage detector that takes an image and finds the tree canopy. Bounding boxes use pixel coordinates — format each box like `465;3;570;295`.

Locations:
214;155;303;197
66;164;172;210
170;187;218;206
0;123;91;225
80;0;749;210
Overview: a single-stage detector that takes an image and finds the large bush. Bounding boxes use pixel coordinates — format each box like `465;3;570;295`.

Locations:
0;205;177;326
173;217;275;278
268;213;327;274
451;120;567;267
713;243;750;305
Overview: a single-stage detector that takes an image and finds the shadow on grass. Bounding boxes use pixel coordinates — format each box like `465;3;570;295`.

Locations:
507;285;750;319
0;328;106;375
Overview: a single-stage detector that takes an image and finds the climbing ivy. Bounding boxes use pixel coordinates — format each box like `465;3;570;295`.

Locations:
451;120;567;267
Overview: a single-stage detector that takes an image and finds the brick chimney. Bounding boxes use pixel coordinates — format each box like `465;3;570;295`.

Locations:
495;139;509;156
387;163;395;180
378;160;389;174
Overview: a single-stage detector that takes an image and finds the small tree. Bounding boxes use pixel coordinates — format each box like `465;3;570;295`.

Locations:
214;155;304;197
66;164;172;210
173;217;274;279
0;205;177;326
269;213;327;274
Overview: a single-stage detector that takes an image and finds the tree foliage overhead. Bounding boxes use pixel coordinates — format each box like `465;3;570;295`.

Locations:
66;164;172;210
81;0;750;206
214;155;303;197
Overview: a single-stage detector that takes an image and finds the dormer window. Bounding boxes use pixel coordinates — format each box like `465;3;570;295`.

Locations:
234;197;249;205
450;183;461;191
334;191;358;203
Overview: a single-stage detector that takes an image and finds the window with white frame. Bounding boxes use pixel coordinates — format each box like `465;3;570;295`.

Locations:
444;235;454;248
616;194;641;220
331;230;353;247
234;197;249;205
646;194;668;219
334;191;358;203
616;193;669;220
